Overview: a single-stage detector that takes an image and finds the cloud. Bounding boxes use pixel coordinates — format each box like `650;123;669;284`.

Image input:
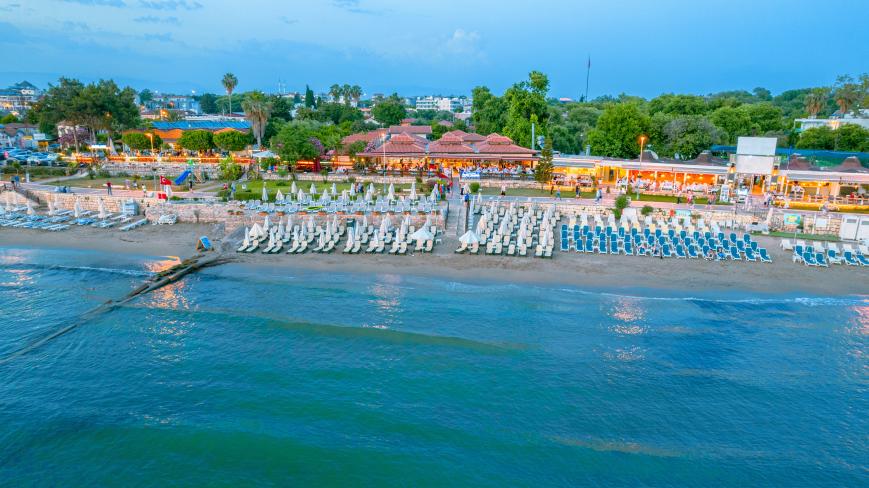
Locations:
0;3;21;11
62;21;91;31
442;29;483;58
142;32;173;42
280;16;298;25
331;0;377;15
58;0;127;6
133;15;180;25
138;0;202;10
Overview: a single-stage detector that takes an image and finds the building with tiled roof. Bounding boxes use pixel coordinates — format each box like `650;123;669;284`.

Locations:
387;124;432;137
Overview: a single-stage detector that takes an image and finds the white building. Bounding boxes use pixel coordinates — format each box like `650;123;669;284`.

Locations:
795;110;869;131
414;96;472;113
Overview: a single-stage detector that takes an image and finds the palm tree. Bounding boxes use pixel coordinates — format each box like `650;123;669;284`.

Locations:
349;85;362;106
833;75;860;116
329;84;341;103
242;90;273;149
222;72;238;115
804;88;828;118
341;84;352;105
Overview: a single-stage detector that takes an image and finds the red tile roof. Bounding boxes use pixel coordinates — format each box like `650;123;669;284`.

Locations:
388;125;432;135
428;133;474;154
380;132;426;154
341;129;386;147
475;133;535;155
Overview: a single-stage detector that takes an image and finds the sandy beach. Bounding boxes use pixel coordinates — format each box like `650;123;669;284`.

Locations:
2;223;867;296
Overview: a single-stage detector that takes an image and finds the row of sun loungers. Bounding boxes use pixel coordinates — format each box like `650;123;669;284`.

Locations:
790;241;869;267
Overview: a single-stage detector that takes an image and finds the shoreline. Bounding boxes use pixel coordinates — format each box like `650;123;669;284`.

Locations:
2;224;867;297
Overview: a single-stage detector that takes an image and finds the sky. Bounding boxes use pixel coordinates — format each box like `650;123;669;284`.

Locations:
1;0;867;99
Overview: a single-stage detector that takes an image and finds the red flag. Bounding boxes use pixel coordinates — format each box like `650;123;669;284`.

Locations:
159;176;171;186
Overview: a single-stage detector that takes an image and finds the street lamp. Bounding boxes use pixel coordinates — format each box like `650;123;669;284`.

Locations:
638;135;648;161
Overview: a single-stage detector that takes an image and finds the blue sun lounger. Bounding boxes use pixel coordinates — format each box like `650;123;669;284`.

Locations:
758;248;772;263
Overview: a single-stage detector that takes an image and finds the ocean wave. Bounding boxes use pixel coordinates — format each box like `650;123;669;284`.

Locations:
0;263;152;278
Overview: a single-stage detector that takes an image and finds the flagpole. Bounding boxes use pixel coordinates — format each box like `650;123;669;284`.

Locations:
584;55;591;102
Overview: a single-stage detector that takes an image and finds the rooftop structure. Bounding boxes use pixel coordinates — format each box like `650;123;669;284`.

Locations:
0;81;42;115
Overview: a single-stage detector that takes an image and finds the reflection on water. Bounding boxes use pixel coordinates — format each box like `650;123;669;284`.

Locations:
365;274;404;329
143;257;181;274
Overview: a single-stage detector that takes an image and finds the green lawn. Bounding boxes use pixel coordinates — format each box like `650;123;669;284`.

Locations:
479;187;596;198
762;231;840;242
225;180;416;201
628;193;733;205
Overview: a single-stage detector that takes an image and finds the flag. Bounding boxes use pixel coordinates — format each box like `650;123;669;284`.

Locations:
159;176;171;186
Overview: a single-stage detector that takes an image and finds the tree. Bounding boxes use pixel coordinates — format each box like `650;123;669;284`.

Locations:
122;132;161;151
833;75;863;116
329;84;341;103
27;77;139;143
502;73;550;148
745;102;784;133
534;136;554;184
198;93;219;114
371;94;406;126
213;130;251;151
471;86;508;135
660;115;722;159
138;88;153;105
349;85;362;106
834;123;869;152
178;130;214;153
0;113;18;123
242;90;273;148
803;88;829;118
304;85;315;108
586;103;651;158
752;87;772;101
796;126;835;150
221;72;238;115
648;94;708;115
270;121;323;172
218;156;243;181
711;106;753;143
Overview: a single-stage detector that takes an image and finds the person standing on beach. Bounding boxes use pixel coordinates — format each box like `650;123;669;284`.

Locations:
106;181;112;196
230;181;236;200
575;184;580;198
555;188;561;200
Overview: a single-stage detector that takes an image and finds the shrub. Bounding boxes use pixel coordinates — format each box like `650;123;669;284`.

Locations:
615;194;629;210
470;182;481;193
641;205;654;216
277;169;289;178
613;208;622;220
347;176;356;183
274;179;289;186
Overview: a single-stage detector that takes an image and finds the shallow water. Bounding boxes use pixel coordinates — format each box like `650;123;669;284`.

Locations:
0;247;866;486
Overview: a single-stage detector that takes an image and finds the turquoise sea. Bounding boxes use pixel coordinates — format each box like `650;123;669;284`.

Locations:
0;246;866;487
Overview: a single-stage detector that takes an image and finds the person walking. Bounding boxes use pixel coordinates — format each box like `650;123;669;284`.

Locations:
106;181;112;196
575;184;580;198
555;188;561;200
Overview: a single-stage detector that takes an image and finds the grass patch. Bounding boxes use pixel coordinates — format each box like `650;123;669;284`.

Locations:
762;231;840;242
479;187;596;198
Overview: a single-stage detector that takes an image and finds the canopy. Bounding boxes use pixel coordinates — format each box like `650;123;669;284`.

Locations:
252;150;277;159
410;227;433;242
459;230;479;245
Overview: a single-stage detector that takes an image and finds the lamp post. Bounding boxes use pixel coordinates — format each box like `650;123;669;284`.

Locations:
638;135;648;161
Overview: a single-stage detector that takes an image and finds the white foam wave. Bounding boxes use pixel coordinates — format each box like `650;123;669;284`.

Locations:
553;287;867;307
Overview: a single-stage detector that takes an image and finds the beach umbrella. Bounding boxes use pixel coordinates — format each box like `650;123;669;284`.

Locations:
297;189;305;202
309;183;317;194
368;182;375;194
277;219;285;238
261;185;269;202
410;226;433;243
74;199;82;218
459;230;480;245
362;214;368;230
276;189;285;202
331;182;337;194
387;183;395;200
430;187;438;201
166;185;173;199
517;227;527;243
498;216;510;235
240;228;250;248
307;216;314;232
263;216;271;234
410;182;417;200
322;188;330;201
266;231;275;249
26;200;34;215
379;216;391;236
250;223;262;239
349;184;357;197
365;189;373;202
290;181;297;194
97;199;107;219
476;214;488;233
47;199;55;215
